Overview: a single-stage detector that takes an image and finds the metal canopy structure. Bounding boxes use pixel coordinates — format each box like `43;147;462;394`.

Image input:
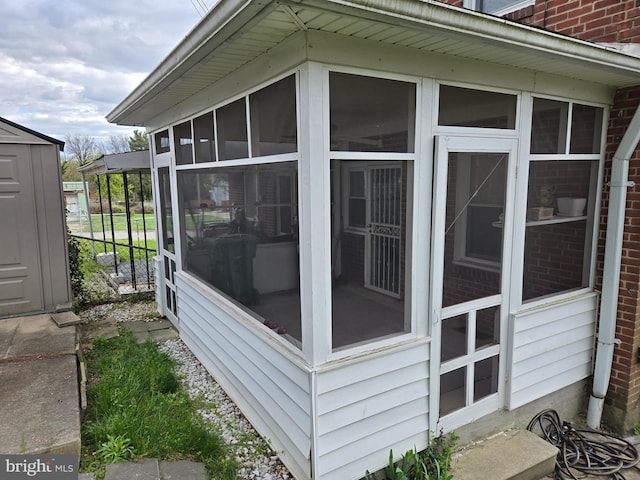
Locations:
76;150;154;293
77;149;151;175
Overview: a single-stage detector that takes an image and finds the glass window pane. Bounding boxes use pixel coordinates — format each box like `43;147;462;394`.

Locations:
570;104;603;154
330;72;416;153
531;98;568;154
155;130;170;154
474;357;499;402
193;112;216;163
476;306;499;350
524;160;596;301
249;75;297;156
331;160;412;349
216;98;248;160
178;162;301;349
174;121;193;165
347;171;366;228
442;314;467;362
158;167;174;253
440;368;466;416
439;85;516;129
443;152;506;307
480;0;526;13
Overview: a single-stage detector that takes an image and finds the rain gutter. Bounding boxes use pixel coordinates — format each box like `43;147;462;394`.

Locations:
106;0;274;125
587;104;640;428
108;0;640;126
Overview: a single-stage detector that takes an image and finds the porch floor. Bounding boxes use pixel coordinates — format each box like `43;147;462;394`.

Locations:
252;282;405;349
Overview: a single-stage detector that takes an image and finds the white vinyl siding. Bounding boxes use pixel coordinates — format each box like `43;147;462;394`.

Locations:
507;293;598;409
314;342;430;479
175;274;313;479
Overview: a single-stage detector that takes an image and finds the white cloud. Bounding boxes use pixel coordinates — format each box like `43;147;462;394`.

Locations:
0;0;208;148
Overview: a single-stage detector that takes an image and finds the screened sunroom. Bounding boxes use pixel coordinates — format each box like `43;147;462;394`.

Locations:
107;1;640;478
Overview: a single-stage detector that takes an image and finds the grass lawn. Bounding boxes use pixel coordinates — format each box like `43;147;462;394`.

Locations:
88;213;156;232
81;329;236;479
77;238;156;264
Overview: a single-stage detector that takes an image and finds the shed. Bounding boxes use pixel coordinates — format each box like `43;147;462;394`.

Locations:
0;117;70;317
107;1;640;478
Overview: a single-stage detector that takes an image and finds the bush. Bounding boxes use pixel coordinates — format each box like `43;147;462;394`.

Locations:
74;273;119;307
68;228;84;299
131;203;155;214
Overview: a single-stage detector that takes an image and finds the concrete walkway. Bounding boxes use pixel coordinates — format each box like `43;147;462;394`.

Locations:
0;313;80;455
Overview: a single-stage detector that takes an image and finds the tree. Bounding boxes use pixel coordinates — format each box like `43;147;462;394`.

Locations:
61;160;82;181
106;135;130;154
65;134;101;164
129;129;149;151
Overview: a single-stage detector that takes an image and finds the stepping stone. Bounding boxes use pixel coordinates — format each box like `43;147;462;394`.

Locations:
105;458;159;480
51;311;81;327
149;329;179;342
160;460;208;480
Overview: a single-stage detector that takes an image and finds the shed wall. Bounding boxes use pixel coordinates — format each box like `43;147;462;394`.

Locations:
0;140;70;316
30;144;71;310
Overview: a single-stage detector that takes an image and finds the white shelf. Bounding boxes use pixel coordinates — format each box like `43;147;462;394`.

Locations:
492;215;587;228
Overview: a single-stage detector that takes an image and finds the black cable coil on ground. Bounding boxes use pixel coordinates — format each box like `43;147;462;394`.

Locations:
527;409;640;479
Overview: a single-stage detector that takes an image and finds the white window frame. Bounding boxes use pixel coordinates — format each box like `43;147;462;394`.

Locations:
452;156;506;272
342;166;368;233
463;0;535;16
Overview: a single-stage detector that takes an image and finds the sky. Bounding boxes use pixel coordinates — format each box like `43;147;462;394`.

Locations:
0;0;213;151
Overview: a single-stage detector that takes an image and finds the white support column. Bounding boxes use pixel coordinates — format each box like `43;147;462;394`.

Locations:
297;62;332;365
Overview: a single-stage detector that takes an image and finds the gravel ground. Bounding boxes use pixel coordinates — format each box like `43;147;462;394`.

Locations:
79;300;293;480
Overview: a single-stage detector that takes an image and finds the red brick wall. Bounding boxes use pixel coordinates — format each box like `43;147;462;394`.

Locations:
435;0;640;43
597;86;640;431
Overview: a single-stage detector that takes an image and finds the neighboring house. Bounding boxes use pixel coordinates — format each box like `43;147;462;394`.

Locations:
0;117;71;317
107;1;640;478
63;181;89;222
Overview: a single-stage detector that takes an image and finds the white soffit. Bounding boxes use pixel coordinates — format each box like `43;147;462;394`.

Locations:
108;0;640;126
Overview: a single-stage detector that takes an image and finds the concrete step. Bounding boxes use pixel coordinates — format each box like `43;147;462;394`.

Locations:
450;430;558;480
104;458;207;480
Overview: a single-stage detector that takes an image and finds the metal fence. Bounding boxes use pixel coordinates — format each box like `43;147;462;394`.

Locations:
67;166;156;294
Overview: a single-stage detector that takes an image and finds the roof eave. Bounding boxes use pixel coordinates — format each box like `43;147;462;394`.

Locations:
108;0;640;126
107;0;275;125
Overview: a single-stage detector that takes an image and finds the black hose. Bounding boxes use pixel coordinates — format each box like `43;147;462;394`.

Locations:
527;409;640;479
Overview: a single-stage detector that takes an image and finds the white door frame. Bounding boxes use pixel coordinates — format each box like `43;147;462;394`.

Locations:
430;135;518;433
341;162;403;298
154;161;179;326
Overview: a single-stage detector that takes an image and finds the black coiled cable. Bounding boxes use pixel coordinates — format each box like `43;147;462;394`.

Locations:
527;409;640;479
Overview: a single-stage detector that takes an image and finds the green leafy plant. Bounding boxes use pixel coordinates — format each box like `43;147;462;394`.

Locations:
365;431;457;480
67;228;84;300
96;434;135;464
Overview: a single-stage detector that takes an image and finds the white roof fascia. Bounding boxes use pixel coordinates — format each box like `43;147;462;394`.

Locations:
302;0;640;75
106;0;276;125
108;0;640;126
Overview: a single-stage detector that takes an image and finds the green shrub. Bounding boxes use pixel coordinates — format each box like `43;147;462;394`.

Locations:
68;228;84;299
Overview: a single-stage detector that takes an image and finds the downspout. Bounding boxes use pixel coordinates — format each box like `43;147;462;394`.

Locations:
587;104;640;429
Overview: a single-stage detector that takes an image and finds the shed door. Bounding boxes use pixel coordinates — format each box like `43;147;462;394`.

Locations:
0;145;43;315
